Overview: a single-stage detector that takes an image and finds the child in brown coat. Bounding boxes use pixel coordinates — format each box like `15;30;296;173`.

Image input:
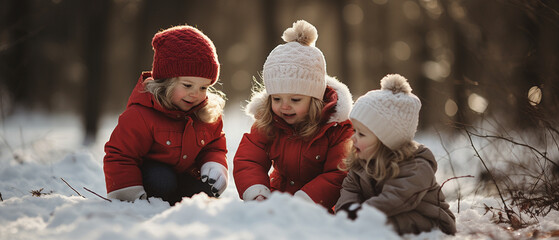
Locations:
335;74;456;235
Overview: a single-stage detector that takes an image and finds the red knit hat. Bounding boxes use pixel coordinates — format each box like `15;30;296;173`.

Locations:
151;25;220;84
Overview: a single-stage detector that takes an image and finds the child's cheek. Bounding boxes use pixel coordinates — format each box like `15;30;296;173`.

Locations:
361;144;377;159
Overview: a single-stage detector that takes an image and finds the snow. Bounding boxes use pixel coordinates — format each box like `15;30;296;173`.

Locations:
1;108;558;240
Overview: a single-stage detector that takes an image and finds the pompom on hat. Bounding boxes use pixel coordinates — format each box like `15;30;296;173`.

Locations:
350;74;422;150
151;25;220;84
263;20;327;99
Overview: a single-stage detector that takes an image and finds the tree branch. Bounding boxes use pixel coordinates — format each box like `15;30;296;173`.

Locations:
465;130;516;226
60;178;85;198
467;131;559;169
435;128;464;212
440;175;475;190
83;187;112;202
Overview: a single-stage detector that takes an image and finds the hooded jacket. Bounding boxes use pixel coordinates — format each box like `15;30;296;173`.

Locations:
233;76;353;209
103;72;227;195
335;145;456;235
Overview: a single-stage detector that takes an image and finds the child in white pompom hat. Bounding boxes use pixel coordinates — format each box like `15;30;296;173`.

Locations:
335;74;456;235
233;20;354;212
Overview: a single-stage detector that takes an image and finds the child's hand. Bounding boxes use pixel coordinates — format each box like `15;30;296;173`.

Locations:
338;202;362;220
254;195;267;201
200;162;228;197
138;193;151;203
107;186;147;202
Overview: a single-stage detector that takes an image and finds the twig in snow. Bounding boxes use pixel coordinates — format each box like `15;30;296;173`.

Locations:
435;127;464;212
60;178;85;198
30;188;51;197
437;175;474;219
0;192;3;201
465;130;519;228
83;187;112;202
440;175;475;190
467;131;559;169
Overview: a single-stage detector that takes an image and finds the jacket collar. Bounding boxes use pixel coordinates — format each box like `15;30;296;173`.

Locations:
126;72;207;120
245;75;353;124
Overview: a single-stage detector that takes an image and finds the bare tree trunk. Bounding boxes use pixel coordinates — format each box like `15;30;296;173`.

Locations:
334;0;350;91
449;21;469;128
82;0;111;145
437;0;469;128
262;0;279;61
1;0;30;111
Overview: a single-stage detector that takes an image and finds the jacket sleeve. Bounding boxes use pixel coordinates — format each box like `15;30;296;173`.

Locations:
233;126;272;200
335;170;363;212
103;107;153;194
300;122;353;209
364;158;436;217
195;116;228;168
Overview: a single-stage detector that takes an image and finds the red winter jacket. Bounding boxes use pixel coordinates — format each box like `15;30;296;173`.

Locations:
233;76;353;209
103;72;227;194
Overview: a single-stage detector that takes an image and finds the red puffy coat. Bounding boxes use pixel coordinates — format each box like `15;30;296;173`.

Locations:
103;72;227;194
233;76;353;209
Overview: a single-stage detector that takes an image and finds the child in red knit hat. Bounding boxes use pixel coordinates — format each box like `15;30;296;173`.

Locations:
103;24;228;205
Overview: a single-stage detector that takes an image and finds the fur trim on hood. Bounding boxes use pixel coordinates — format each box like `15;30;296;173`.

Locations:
245;75;352;123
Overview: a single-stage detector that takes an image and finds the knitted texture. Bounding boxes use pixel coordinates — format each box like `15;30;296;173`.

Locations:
350;74;421;150
263;20;326;99
151;25;220;83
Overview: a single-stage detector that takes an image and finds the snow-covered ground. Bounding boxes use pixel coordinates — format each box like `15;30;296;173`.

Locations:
1;107;558;240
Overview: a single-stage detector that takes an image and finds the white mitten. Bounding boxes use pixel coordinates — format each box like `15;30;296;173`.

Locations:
242;184;271;201
107;185;147;202
200;162;228;197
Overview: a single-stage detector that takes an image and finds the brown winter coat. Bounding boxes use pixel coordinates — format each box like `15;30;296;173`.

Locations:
335;145;456;235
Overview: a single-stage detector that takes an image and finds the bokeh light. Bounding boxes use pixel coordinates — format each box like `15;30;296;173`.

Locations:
468;93;488;114
343;4;364;25
423;60;450;82
445;98;458;117
403;1;421;21
527;86;542;106
449;1;467;20
391;41;411;61
419;0;443;19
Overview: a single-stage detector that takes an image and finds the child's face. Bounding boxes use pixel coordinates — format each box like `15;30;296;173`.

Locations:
350;119;379;159
270;94;312;125
170;76;212;112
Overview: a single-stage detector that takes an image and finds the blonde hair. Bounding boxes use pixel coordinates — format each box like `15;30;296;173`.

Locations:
341;140;419;182
144;77;226;123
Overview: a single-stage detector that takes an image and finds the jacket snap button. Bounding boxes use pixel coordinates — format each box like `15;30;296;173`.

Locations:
200;140;205;145
334;123;338;127
166;140;171;145
290;181;295;186
271;177;275;181
182;155;187;159
315;155;320;160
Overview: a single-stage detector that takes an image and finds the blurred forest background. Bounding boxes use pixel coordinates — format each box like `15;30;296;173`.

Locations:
1;0;558;144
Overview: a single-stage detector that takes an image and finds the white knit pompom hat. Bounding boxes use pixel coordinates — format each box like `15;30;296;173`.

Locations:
263;20;327;99
350;74;422;150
